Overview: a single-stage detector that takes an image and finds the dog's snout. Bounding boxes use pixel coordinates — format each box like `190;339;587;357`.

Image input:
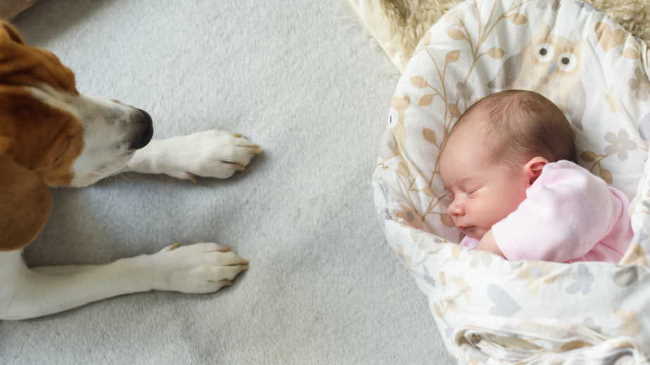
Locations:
129;109;153;150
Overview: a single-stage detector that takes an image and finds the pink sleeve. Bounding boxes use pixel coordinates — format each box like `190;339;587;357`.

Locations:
491;162;618;262
460;235;479;249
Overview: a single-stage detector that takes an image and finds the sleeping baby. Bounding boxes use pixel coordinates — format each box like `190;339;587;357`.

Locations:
438;90;633;262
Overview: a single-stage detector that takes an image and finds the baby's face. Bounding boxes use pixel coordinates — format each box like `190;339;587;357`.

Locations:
439;121;529;240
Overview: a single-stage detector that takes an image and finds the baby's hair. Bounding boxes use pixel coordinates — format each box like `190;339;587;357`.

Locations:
452;89;576;166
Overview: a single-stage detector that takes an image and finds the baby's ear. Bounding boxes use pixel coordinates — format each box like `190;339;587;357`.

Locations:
524;156;548;184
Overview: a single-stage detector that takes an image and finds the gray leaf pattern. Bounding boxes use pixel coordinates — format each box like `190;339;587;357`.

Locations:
419;265;437;288
487;284;521;317
566;265;594;295
613;266;639;287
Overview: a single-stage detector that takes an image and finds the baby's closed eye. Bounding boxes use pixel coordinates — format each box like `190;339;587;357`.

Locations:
445;191;455;201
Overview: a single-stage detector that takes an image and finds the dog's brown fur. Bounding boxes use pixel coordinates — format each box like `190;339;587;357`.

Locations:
0;22;85;251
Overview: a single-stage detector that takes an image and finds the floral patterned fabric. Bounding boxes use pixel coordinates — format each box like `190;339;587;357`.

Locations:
372;0;650;363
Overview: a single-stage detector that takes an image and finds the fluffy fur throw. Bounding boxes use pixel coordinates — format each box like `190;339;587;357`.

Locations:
348;0;650;71
0;0;37;19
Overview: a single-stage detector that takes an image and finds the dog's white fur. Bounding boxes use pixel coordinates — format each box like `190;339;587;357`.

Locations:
0;242;249;320
1;84;259;320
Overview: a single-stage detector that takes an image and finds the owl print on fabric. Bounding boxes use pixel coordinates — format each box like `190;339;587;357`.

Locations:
489;26;586;130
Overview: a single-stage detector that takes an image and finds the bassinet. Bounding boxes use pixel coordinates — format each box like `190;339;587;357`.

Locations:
372;0;650;363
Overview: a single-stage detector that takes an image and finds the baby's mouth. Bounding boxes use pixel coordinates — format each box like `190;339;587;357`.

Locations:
459;226;476;236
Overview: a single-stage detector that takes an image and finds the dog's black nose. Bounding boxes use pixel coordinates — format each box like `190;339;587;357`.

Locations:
129;109;154;150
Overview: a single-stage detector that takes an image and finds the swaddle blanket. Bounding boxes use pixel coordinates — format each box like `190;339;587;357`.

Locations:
372;0;650;363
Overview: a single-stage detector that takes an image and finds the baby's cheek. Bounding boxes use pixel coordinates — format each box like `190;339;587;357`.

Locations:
497;195;525;221
484;197;515;225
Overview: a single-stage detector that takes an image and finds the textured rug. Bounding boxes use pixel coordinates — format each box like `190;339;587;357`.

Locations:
348;0;650;71
0;1;456;364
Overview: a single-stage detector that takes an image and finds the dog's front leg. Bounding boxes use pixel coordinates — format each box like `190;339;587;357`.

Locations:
124;129;262;181
0;243;247;320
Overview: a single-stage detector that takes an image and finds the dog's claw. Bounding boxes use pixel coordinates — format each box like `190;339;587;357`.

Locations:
214;245;231;252
166;242;183;251
221;161;246;171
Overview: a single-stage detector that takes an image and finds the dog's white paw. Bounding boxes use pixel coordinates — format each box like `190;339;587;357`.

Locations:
169;129;262;181
129;129;262;180
148;242;249;293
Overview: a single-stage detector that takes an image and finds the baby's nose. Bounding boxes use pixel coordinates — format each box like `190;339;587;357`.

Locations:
447;200;464;216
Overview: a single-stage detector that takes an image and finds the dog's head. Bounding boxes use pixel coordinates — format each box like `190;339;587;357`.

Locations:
0;22;153;250
0;21;153;188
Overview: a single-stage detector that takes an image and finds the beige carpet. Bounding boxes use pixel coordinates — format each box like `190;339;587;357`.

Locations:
348;0;650;71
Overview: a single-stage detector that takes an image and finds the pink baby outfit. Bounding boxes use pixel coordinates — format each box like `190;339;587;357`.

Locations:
459;160;633;263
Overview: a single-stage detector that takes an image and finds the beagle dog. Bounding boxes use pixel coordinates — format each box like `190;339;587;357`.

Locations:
0;22;260;319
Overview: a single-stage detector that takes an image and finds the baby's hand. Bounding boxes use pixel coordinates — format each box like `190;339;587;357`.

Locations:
477;231;505;257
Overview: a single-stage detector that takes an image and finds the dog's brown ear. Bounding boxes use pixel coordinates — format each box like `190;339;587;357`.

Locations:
0;21;24;44
0;154;52;251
